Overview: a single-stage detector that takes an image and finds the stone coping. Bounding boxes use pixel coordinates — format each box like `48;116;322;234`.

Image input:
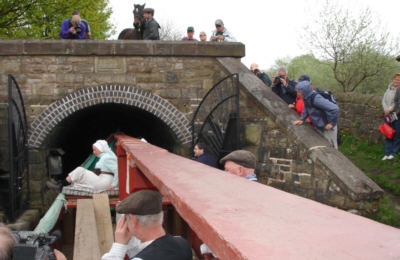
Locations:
0;40;245;57
217;57;383;201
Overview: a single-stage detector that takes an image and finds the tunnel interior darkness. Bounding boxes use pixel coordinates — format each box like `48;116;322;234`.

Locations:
42;103;178;174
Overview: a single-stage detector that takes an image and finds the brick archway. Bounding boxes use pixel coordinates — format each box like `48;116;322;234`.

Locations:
28;85;192;148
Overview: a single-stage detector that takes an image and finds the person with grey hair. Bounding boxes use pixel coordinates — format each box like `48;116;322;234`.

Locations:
102;190;192;260
0;224;17;260
272;67;297;105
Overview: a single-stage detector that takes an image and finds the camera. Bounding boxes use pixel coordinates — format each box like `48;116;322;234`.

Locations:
273;75;284;86
253;69;261;75
12;230;61;260
396;55;400;62
74;20;82;34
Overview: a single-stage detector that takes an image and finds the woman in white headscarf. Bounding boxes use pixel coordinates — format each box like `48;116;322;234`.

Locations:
65;140;118;191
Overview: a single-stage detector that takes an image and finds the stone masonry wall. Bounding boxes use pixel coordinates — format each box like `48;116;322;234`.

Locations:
0;40;243;217
335;92;383;144
219;58;383;216
0;40;384;219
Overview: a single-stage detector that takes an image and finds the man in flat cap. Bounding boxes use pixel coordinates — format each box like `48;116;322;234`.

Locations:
210;19;236;42
220;150;257;181
142;8;160;40
102;190;192;260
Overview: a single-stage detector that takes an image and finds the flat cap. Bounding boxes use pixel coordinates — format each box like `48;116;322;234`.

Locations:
220;150;256;169
143;8;154;14
116;190;162;215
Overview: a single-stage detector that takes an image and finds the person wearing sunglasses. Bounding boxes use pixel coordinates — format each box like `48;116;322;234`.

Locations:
210;19;236;42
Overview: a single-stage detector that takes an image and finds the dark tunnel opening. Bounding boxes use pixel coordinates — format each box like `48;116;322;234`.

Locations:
42;103;178;175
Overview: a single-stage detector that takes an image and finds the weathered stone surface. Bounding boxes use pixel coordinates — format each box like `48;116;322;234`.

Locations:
245;124;262;145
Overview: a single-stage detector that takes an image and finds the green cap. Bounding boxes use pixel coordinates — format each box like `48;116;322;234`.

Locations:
187;26;194;32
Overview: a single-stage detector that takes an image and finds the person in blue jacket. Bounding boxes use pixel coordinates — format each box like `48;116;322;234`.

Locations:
60;10;86;39
292;81;339;149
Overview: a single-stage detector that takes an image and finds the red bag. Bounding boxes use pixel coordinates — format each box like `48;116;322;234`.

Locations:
378;123;396;139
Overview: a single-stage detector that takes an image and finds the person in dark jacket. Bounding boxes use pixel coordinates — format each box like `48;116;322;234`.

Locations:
272;67;297;104
250;63;272;87
193;142;218;168
292;81;339;149
142;8;160;40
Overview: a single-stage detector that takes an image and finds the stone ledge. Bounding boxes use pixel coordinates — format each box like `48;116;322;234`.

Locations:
0;40;245;57
217;57;384;201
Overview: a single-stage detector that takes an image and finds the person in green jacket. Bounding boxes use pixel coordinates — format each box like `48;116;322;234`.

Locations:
143;8;160;40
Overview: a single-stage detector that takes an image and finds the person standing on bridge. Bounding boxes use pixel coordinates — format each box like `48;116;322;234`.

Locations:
102;190;192;260
59;10;87;39
0;224;17;260
182;26;198;41
210;19;236;42
142;8;160;40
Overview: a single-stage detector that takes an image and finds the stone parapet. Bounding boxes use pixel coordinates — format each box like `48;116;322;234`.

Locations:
218;57;383;215
0;40;245;58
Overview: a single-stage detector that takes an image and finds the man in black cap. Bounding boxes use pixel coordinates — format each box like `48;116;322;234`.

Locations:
219;150;257;181
142;8;160;40
102;190;192;260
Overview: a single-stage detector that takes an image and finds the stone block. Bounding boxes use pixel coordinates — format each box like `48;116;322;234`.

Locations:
297;173;312;188
154;89;181;99
327;194;345;208
95;57;126;73
30;164;46;181
29;149;46;164
245;124;262;146
30;180;43;193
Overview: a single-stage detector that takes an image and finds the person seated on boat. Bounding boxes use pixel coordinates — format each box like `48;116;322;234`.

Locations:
65;140;118;192
102;190;192;260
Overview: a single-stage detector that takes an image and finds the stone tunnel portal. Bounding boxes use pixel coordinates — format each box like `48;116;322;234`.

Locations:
27;85;192;176
43;103;179;174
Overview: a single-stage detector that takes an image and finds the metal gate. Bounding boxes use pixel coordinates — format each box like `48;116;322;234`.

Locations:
191;73;240;161
6;74;29;221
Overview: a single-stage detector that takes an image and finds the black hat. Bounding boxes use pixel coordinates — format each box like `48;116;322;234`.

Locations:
116;190;162;215
72;10;80;15
219;150;256;169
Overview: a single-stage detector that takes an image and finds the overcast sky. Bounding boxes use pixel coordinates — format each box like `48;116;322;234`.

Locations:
108;0;400;70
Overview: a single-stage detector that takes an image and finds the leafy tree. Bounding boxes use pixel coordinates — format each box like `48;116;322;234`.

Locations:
302;0;398;92
0;0;114;39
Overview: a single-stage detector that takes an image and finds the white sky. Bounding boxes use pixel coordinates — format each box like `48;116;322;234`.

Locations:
108;0;400;70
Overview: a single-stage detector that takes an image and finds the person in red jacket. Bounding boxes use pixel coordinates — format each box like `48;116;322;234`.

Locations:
289;75;310;116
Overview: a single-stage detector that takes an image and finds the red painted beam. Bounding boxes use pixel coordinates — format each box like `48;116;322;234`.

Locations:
114;135;400;260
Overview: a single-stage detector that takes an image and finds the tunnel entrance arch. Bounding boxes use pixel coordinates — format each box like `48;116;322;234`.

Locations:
28;86;191;173
28;85;192;149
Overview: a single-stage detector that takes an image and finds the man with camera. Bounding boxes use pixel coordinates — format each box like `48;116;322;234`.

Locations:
210;19;236;42
250;63;272;87
272;67;297;105
60;10;87;39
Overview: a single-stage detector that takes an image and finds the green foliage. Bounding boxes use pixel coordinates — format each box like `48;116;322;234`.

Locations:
267;53;400;94
339;134;400;227
373;196;400;227
0;0;114;39
302;1;399;93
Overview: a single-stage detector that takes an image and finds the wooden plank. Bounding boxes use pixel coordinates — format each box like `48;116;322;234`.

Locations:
114;135;400;260
92;193;114;256
73;199;101;260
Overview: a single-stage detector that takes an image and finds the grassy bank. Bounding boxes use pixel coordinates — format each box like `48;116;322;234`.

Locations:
339;134;400;227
